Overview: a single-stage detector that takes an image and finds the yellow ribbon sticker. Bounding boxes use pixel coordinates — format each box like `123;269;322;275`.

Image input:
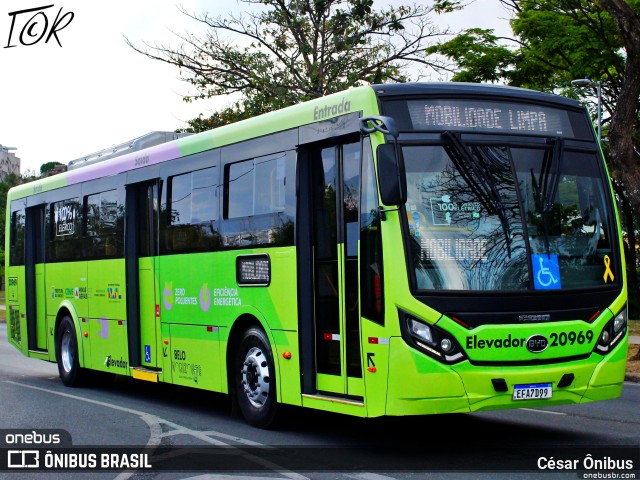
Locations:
603;255;615;283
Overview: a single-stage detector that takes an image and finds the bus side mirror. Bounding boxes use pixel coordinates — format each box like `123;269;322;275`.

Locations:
376;143;407;206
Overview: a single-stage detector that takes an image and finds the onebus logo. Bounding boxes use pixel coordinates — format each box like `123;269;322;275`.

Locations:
526;335;549;353
4;431;61;445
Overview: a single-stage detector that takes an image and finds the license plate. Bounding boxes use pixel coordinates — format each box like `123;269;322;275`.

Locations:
513;383;552;400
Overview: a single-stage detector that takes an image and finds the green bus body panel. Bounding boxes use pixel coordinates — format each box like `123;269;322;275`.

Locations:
159;248;297;331
87;318;129;374
169;323;222;391
35;264;47;350
439;313;612;363
358;319;390;417
8;175;68;201
47;263;89;318
139;257;158;368
160;323;172;384
156;247;298;400
87;260;126;320
586;336;628;390
4;83;628;420
270;330;302;406
387;338;470;415
6;267;24;353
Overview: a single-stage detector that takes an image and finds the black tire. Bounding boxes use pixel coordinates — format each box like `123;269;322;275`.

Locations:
56;316;86;387
234;327;279;428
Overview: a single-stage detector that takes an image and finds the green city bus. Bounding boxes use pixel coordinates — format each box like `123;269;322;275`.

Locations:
5;83;628;427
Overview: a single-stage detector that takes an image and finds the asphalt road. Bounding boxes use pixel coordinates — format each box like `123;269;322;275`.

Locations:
0;323;638;480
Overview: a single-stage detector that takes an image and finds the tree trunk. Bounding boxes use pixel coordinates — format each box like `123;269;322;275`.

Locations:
597;0;640;211
597;1;640;359
613;182;639;311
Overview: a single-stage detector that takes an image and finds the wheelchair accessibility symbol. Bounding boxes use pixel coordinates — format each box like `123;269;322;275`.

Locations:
532;254;562;290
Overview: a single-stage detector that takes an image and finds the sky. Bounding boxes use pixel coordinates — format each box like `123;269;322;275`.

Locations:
0;0;512;174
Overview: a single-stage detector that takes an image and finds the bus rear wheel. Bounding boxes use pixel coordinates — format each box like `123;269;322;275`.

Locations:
234;327;279;428
56;316;86;387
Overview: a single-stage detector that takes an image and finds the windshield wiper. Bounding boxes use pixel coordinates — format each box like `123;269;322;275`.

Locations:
442;131;512;257
530;137;564;255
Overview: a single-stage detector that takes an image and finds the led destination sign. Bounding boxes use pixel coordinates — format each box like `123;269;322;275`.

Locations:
404;99;577;137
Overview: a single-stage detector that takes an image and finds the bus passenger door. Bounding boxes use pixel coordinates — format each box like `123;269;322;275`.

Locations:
126;181;160;369
305;139;363;397
25;205;47;352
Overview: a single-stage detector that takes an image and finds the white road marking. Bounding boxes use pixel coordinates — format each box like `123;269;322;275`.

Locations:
520;408;567;416
5;380;308;480
180;476;294;480
345;473;397;480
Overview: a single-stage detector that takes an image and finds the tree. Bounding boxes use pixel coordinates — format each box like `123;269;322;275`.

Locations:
40;161;64;176
0;173;24;260
432;0;640;318
128;0;457;130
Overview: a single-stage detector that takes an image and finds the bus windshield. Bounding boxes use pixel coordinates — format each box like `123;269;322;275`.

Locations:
404;140;615;292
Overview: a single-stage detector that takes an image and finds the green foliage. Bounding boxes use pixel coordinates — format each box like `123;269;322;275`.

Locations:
40;161;64;176
130;0;452;129
432;0;465;14
428;28;516;83
432;1;628;104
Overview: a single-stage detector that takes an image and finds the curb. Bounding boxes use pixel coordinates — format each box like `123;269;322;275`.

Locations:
625;372;640;383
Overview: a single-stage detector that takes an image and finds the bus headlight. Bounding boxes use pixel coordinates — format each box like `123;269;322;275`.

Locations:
613;308;627;334
408;318;435;346
594;307;627;355
400;311;466;364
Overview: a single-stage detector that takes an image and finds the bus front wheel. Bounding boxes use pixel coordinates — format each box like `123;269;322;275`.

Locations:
234;327;279;428
56;316;85;387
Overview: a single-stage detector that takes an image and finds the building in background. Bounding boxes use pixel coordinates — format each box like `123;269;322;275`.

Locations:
0;145;20;181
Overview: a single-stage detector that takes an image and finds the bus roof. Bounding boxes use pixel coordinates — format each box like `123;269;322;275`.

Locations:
8;82;583;201
371;82;583;109
9;84;380;201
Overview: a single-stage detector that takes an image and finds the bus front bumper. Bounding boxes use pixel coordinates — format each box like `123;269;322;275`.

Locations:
384;336;628;416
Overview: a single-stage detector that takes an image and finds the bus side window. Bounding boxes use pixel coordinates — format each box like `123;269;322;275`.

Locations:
223;152;295;248
165;166;220;254
10;209;25;266
360;138;384;324
84;190;124;259
48;198;82;263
